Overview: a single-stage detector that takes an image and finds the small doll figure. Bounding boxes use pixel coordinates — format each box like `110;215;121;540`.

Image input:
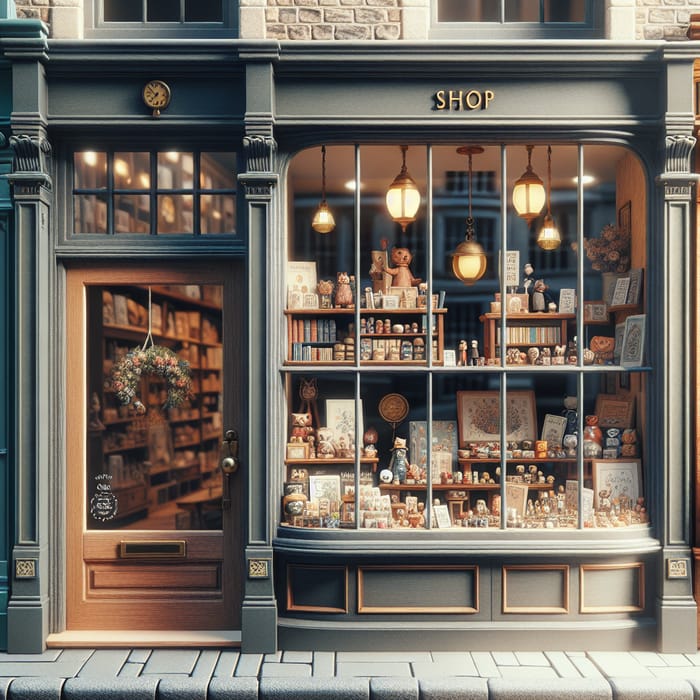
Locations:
583;415;603;458
522;262;535;295
469;339;479;366
458;339;468;366
388;436;409;484
531;279;554;312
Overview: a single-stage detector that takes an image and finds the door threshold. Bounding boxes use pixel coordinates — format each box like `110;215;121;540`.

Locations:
47;630;241;648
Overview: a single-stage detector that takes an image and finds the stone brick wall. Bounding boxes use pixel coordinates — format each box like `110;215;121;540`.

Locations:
8;0;700;41
635;0;694;40
263;0;403;40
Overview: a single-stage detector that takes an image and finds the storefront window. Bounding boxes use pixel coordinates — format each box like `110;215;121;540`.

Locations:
103;0;223;23
282;143;647;532
73;150;236;236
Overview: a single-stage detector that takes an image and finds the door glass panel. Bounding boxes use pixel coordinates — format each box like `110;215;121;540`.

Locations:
86;283;224;530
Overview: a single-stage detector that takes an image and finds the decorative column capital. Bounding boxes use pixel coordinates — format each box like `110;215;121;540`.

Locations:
6;134;52;194
664;134;696;175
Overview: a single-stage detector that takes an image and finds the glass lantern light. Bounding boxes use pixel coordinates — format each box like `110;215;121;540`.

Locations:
512;144;545;225
536;145;562;251
385;145;421;233
451;146;487;285
312;145;335;234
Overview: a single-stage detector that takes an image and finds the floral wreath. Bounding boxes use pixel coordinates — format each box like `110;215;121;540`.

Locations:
111;344;192;415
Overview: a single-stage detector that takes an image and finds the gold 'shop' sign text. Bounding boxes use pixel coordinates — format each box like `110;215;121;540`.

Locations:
435;89;495;111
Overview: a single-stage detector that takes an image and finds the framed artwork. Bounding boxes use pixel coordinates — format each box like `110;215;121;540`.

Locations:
456;390;537;447
614;322;626;364
286;260;318;295
381;294;400;309
594;394;635;429
432;504;452;529
611;277;631;307
393;286;418;308
626;268;644;306
325;399;363;453
618;200;631;238
592;459;642;509
505;483;529;519
558;289;576;315
308;474;341;504
286;442;309;460
583;301;608;324
541;414;568;447
621;314;646;367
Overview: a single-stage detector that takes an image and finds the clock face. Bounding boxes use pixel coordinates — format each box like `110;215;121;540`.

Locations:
143;80;171;110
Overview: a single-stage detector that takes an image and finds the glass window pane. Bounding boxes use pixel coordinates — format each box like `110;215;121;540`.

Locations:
200;194;235;234
505;0;539;22
74;195;108;234
200;152;236;190
545;0;585;22
438;0;499;22
86;284;224;530
158;152;194;190
74;152;107;189
114;152;150;190
104;0;142;21
115;194;150;234
185;0;222;22
157;194;194;234
147;0;181;21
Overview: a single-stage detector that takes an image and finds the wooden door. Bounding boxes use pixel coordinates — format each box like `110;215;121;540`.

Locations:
66;262;243;633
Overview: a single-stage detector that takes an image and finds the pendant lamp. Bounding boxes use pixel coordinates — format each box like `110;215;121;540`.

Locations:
451;146;487;285
512;145;545;225
536;145;562;251
312;145;335;234
385;145;421;232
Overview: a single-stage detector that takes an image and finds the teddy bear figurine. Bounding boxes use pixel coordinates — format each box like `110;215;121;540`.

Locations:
334;271;353;308
385;247;422;288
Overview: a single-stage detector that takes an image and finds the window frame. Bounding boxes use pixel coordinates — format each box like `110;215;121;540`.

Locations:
85;0;238;39
430;0;605;40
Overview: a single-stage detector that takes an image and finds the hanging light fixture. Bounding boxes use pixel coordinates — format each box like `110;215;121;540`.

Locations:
451;145;487;285
385;145;421;233
312;145;335;234
512;144;545;225
536;145;562;251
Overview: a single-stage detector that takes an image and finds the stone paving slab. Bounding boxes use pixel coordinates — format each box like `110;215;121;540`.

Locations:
234;654;263;678
62;677;158;699
6;676;65;699
202;677;259;700
471;652;500;678
418;677;488;700
259;661;311;678
76;649;129;677
311;651;334;678
158;677;209;700
336;652;432;663
488;677;613;700
608;676;693;699
142;651;199;676
212;651;239;677
497;666;560;680
513;651;549;667
370;677;418;700
191;651;220;679
259;677;369;699
337;662;413;678
0;651;61;663
0;649;93;679
428;652;478;676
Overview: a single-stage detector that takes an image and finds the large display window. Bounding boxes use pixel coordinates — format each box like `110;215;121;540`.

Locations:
281;142;647;532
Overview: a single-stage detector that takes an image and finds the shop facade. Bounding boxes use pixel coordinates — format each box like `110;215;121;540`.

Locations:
0;6;699;654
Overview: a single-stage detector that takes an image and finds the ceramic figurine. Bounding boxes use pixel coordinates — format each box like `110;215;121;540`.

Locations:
388;436;409;484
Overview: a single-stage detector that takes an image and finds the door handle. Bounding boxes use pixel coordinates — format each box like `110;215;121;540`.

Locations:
220;429;240;511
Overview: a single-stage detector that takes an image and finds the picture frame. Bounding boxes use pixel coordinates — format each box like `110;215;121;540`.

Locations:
505;483;529;519
432;504;452;529
456;390;537;447
611;277;631;307
558;289;576;315
594;394;635;429
325;399;363;453
614;321;626;364
308;474;342;505
286;442;309;460
286;260;318;295
592;459;642;510
583;301;608;324
621;314;646;368
392;286;418;309
541;414;568;447
626;268;644;306
381;294;400;310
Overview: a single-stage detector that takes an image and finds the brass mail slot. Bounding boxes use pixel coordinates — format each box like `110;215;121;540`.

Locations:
119;540;186;559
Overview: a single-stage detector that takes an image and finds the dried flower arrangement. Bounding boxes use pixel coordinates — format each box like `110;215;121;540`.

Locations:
580;223;631;273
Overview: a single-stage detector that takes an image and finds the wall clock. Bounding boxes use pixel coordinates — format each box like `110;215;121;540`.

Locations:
142;79;171;117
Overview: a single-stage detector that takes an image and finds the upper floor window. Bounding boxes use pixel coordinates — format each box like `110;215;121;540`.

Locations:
73;150;237;236
432;0;603;39
87;0;237;37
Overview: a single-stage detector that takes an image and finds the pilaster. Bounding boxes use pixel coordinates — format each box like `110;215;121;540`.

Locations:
239;132;279;653
655;133;698;653
5;133;53;653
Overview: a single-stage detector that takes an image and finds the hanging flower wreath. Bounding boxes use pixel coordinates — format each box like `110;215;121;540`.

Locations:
110;345;192;415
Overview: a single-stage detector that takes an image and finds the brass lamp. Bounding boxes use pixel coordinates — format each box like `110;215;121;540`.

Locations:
536;145;562;250
512;145;545;225
451;146;487;285
385;145;421;232
312;145;335;234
